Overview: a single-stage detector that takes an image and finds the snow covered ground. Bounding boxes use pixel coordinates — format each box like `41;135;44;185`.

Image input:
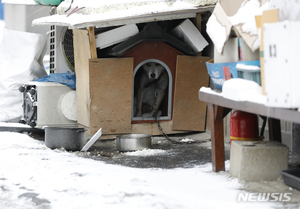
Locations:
1;131;299;209
0;19;4;42
1;9;300;209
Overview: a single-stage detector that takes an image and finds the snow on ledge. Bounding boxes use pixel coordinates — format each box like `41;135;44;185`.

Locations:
200;79;266;105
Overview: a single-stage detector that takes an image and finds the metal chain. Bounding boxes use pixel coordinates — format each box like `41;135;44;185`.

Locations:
154;115;200;144
152;87;198;144
154;115;180;144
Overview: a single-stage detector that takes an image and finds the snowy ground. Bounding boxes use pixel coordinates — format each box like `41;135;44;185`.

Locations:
0;19;4;42
0;131;300;209
1;11;300;209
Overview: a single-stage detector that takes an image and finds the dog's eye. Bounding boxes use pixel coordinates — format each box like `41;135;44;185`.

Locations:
146;63;151;66
155;63;160;66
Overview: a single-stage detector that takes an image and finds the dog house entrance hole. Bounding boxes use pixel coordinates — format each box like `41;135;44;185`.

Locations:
132;59;172;121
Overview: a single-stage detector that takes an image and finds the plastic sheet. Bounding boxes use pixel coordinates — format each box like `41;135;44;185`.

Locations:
34;72;76;90
0;28;48;122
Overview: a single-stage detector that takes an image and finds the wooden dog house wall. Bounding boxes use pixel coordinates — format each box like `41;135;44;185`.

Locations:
73;28;210;138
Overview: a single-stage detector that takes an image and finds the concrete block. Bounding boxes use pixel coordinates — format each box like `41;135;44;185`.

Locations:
229;141;289;182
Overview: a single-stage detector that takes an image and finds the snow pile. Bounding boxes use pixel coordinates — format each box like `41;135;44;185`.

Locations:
181;138;195;143
205;12;227;54
206;0;262;53
0;20;4;43
0;131;289;208
222;78;262;102
200;78;266;105
124;148;168;156
227;0;261;36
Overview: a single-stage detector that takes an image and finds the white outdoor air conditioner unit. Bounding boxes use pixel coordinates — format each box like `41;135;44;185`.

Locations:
49;25;75;74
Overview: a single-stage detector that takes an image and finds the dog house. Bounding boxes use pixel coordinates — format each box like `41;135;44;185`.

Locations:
73;27;210;138
121;41;182;122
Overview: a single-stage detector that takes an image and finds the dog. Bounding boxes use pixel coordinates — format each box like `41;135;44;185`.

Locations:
135;62;168;118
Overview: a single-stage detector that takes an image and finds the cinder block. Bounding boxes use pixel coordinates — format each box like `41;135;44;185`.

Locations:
230;141;289;182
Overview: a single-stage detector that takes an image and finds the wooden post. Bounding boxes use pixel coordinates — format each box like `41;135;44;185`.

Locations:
291;123;300;164
208;103;225;172
268;118;282;142
87;27;97;59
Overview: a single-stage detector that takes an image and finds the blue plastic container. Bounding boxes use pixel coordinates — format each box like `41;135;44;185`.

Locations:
236;63;261;86
206;59;260;90
0;2;3;20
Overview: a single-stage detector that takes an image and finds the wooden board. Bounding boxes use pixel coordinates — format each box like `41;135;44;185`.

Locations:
172;55;210;131
87;27;97;59
89;58;134;135
73;29;92;127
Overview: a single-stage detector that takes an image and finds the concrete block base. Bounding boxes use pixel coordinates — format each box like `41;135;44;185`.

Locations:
229;141;289;182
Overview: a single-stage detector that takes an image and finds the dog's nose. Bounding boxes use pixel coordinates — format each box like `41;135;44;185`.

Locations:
150;73;156;78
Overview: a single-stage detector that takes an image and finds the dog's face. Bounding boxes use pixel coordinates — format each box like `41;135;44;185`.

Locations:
142;62;164;80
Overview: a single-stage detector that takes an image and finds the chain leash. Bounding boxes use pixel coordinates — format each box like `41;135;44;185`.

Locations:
154;115;180;144
152;87;178;144
152;85;200;144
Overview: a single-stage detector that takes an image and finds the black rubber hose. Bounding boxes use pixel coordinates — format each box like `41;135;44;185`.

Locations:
65;0;74;13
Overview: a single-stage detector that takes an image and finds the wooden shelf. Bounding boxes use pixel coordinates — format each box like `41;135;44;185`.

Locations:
198;88;299;172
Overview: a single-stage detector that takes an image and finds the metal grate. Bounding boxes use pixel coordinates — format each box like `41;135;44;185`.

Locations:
50;25;55;74
61;28;75;71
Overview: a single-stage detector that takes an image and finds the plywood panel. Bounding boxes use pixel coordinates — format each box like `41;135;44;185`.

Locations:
172;55;210;131
89;58;134;135
73;29;92;127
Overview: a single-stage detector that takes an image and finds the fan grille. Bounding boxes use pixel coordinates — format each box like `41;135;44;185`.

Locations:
61;29;75;71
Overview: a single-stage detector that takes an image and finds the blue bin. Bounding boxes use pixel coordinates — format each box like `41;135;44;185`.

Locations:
206;59;260;90
0;2;3;20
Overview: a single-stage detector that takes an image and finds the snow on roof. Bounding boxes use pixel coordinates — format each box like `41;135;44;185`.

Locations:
32;0;216;28
1;0;38;5
57;0;216;15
